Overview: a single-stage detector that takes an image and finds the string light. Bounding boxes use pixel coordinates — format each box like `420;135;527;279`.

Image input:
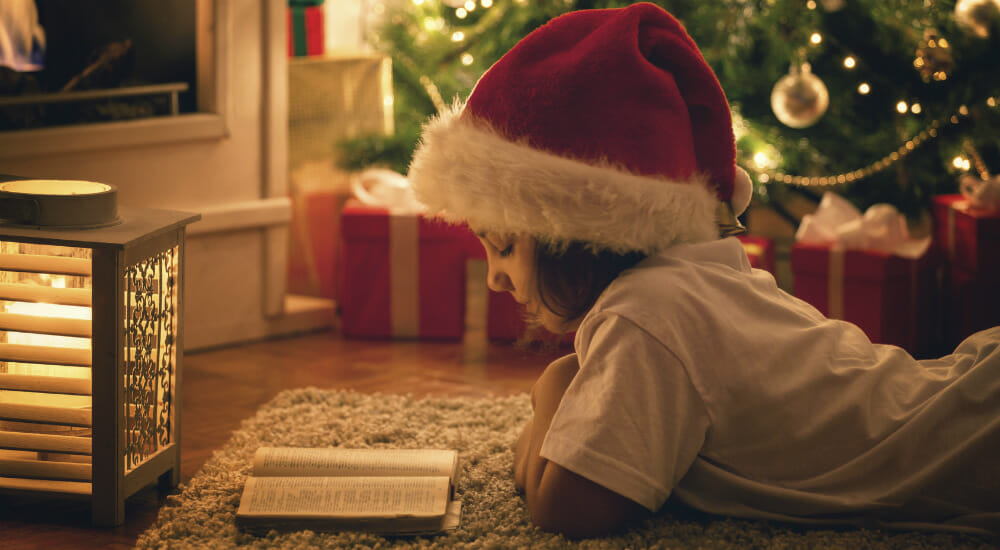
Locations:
451;31;465;42
810;32;822;44
461;53;475;66
753;104;974;187
464;0;476;11
456;7;467;18
896;101;909;113
412;0;423;5
858;82;870;94
806;0;817;8
843;56;856;69
953;156;971;171
910;103;922;114
481;0;493;6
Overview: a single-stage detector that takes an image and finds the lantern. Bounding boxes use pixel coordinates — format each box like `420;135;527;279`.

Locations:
0;178;199;525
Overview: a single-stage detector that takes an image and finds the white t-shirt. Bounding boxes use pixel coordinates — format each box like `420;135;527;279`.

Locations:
539;237;1000;534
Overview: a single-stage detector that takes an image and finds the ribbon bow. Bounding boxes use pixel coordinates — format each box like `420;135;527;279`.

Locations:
351;168;425;214
960;174;1000;211
795;192;930;258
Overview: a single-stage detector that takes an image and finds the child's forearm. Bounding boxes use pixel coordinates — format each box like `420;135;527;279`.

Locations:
513;417;532;492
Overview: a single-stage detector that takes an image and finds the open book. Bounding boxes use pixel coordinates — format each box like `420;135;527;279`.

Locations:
235;447;462;534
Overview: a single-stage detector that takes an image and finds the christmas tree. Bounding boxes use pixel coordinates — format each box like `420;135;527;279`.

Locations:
337;0;1000;228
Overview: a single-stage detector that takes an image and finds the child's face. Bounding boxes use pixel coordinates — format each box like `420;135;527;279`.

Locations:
476;232;567;333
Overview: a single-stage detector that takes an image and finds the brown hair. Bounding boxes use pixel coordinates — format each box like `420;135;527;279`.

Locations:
534;241;646;327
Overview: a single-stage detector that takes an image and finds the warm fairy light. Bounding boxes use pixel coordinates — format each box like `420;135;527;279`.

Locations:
464;0;475;10
461;53;474;65
456;7;467;18
424;17;445;31
753;152;770;169
481;0;493;6
758;173;771;183
843;56;856;69
858;83;870;94
412;0;423;4
959;105;969;116
810;32;822;44
953;156;971;170
911;103;922;114
383;95;394;107
451;31;465;41
897;101;908;113
807;0;817;8
988;97;997;107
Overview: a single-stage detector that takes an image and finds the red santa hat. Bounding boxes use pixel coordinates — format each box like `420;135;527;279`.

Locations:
408;2;752;253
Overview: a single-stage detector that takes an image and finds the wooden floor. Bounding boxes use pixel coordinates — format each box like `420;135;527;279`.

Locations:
1;329;564;550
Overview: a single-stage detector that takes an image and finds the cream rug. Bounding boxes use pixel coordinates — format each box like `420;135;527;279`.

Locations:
136;388;996;549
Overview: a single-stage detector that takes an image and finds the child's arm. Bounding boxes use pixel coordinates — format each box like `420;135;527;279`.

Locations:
518;354;646;538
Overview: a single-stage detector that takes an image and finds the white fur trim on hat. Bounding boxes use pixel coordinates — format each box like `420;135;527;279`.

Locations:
731;166;753;217
409;106;720;254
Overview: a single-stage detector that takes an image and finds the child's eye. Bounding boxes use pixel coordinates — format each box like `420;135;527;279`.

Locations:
498;244;513;257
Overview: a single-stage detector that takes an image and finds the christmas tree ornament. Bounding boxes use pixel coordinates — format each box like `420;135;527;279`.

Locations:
913;28;953;82
954;0;1000;38
770;62;829;128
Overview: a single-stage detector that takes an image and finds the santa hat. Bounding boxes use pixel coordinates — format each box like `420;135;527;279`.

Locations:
408;2;752;254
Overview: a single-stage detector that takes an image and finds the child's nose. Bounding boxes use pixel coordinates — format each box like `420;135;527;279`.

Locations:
487;267;513;293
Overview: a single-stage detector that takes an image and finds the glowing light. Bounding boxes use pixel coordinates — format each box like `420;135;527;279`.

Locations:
481;0;493;6
456;7;467;18
910;103;922;114
843;56;856;69
897;101;908;114
953;156;969;170
461;53;474;66
753;152;770;169
423;17;444;31
465;0;476;10
806;0;817;8
810;33;822;44
988;97;997;107
383;95;394;107
412;0;423;4
858;83;870;94
452;31;465;42
959;105;969;116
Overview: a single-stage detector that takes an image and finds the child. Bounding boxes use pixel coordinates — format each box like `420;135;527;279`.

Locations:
408;2;1000;539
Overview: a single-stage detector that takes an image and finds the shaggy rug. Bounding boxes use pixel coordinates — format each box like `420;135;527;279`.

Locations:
135;388;997;549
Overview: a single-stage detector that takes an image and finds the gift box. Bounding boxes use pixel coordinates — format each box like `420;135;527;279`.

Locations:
287;6;324;57
791;243;940;357
931;194;1000;277
338;200;470;339
737;234;775;273
943;265;1000;349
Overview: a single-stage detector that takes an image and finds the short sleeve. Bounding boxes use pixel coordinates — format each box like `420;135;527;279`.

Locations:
539;312;710;512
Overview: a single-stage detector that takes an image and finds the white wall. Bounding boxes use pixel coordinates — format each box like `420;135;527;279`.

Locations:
0;0;330;351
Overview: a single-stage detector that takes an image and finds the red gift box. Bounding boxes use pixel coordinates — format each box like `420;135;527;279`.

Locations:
943;265;1000;349
338;200;469;339
287;6;324;57
466;237;574;345
791;243;940;357
931;195;1000;277
737;235;775;273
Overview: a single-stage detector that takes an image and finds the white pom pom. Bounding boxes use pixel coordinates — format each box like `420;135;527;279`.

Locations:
730;166;754;216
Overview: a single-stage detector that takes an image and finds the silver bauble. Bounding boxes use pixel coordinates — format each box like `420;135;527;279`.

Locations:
955;0;1000;38
771;63;829;129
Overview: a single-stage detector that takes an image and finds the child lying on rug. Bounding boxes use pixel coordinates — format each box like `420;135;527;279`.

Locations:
407;2;1000;540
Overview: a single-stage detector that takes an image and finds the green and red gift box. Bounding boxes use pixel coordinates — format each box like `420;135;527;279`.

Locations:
287;5;324;57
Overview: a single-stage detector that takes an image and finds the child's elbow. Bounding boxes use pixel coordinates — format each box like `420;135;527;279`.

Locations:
525;466;639;539
527;493;630;539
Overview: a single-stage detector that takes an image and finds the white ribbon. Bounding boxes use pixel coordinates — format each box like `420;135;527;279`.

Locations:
795;192;930;258
351;168;425;214
960;174;1000;211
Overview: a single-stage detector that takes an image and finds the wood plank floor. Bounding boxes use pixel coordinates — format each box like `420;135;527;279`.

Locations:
0;329;564;550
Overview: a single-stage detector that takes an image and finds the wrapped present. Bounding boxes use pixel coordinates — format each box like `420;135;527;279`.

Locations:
792;193;939;356
737;234;775;273
931;193;1000;277
338;199;470;340
943;265;1000;349
287;6;324;57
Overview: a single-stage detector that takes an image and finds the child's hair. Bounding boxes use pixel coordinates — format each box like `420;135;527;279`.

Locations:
535;241;647;326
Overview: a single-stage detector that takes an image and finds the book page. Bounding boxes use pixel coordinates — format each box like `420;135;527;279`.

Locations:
237;476;450;518
252;447;457;478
